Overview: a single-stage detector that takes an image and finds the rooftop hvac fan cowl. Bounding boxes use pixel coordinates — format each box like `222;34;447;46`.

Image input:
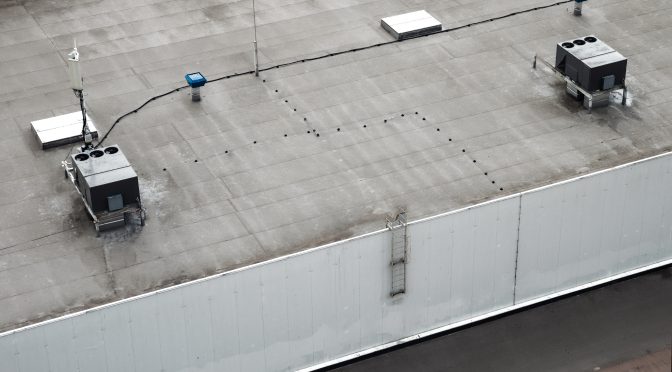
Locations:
65;145;144;233
554;35;627;93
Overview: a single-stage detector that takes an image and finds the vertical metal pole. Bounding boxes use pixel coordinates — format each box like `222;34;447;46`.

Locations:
191;86;201;102
254;41;259;77
532;54;537;69
78;90;87;135
573;0;583;16
252;0;259;77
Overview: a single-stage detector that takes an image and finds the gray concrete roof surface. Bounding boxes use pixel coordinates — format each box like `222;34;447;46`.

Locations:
1;0;672;331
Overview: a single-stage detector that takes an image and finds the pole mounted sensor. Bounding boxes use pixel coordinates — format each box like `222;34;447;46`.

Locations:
67;41;83;91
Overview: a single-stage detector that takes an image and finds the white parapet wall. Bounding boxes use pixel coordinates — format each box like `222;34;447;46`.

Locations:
515;155;672;303
1;153;672;372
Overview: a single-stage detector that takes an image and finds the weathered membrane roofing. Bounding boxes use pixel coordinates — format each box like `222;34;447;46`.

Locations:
1;0;672;331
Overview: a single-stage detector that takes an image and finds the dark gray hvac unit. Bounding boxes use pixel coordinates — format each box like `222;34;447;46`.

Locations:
71;145;139;213
555;35;627;92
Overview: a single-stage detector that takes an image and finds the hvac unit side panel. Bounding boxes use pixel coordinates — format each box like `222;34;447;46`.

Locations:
207;273;242;371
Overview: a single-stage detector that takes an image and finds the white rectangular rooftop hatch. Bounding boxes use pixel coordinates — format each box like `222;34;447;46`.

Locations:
381;10;441;40
31;111;98;149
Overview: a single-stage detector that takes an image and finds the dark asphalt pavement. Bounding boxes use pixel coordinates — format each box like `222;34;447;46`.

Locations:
328;266;672;372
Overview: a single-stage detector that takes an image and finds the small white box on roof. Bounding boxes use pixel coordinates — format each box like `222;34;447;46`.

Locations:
381;10;442;40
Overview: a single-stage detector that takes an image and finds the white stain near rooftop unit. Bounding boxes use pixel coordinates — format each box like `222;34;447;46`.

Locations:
381;10;442;40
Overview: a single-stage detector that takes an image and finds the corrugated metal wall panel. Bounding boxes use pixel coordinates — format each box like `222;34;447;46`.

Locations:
101;303;135;372
1;154;671;372
42;318;78;372
356;233;387;354
284;255;315;370
0;334;18;372
207;273;241;371
73;311;108;372
332;239;362;360
260;262;291;371
14;326;49;372
653;157;672;261
235;268;266;372
515;155;672;303
127;295;163;371
181;283;215;371
156;290;190;371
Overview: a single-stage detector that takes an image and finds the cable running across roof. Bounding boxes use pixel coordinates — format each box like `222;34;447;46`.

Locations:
95;0;572;148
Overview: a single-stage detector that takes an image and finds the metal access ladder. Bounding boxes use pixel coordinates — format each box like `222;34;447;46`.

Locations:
387;211;408;296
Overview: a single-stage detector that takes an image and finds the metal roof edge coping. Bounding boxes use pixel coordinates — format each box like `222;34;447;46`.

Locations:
1;150;671;338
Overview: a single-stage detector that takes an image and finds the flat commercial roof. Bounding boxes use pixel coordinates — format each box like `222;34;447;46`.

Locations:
1;0;672;331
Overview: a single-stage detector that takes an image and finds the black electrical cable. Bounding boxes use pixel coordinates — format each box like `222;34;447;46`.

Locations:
95;0;572;148
95;85;187;148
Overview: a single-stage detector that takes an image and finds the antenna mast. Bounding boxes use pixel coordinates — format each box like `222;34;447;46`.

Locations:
252;0;259;76
67;39;93;151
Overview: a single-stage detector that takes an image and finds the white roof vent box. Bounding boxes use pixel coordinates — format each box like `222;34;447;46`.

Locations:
381;10;442;40
31;111;98;150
